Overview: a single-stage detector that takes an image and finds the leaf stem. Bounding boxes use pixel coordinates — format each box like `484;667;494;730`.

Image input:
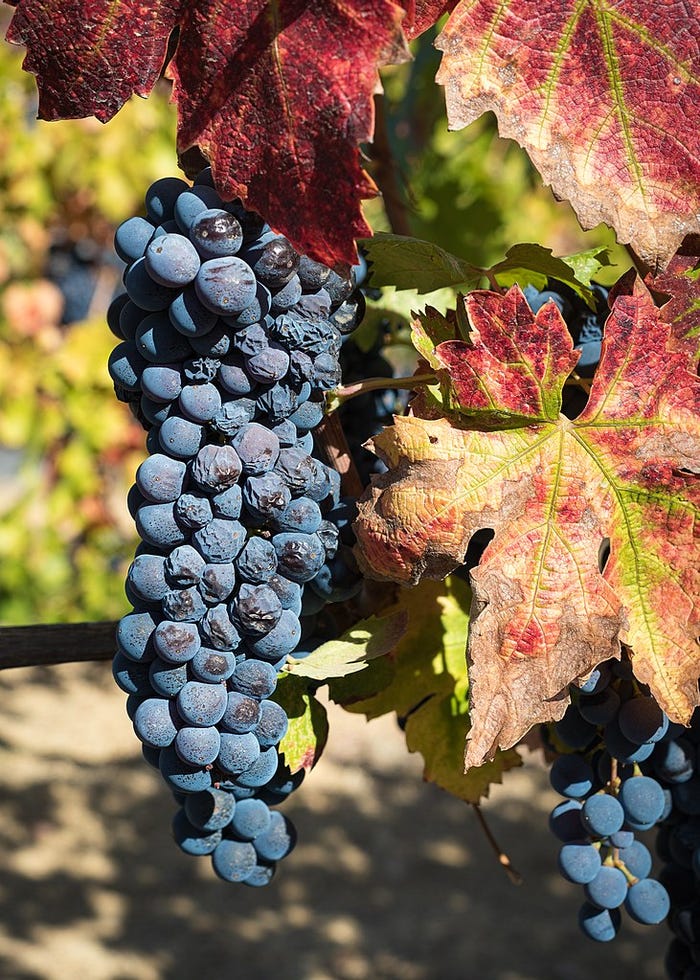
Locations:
472;804;523;885
484;269;503;292
328;372;438;411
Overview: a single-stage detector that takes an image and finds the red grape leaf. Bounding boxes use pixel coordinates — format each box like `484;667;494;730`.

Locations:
355;283;700;767
5;1;183;122
435;1;700;271
6;0;410;266
401;1;458;39
646;243;700;341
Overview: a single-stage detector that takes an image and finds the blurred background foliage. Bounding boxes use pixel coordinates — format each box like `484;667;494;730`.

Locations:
0;27;623;627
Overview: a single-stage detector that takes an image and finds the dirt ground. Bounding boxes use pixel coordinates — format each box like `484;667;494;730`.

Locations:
0;660;665;980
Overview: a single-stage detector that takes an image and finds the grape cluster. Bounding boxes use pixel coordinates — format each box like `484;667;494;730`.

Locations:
108;172;365;884
548;659;673;941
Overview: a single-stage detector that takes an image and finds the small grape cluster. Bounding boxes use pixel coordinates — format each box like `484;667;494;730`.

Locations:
548;659;672;941
653;710;700;979
108;172;365;885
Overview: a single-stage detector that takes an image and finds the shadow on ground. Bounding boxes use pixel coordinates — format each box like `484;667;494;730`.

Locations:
0;663;664;980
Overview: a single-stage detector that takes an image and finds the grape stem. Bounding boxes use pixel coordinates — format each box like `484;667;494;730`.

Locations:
314;410;365;499
327;372;438;411
471;804;523;885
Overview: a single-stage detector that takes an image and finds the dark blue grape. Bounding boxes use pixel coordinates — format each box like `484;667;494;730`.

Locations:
231;798;271;841
273;532;326;583
159;744;212;794
550;754;595;799
112;651;153;696
195;256;257;315
221;692;262;734
248;237;299;289
173;186;223;232
161;586;207;623
175;726;221;767
619;775;666;827
618;696;668;745
118;299;146;342
297;254;330;290
254;700;288;747
115;216;155;263
198;563;236;604
618;840;652;879
211;839;257;883
558;841;602;884
149;658;189;697
117;611;158;662
136;502;188;548
146;177;190;223
190;208;243;259
218;357;257;395
125;257;178;311
164;545;206;586
175;493;213;530
192;518;246;563
141;363;182;402
172;809;222;856
625;879;670;924
242;473;292;523
145;234;200;288
108;342;147;391
191;444;242;493
246;346;290;383
191;648;237;683
580;793;624;837
184;788;236;832
127;554;168;603
578;686;621;726
236;538;278;583
578;903;621;942
153;620;200;663
133;697;179;749
158;415;205;459
246;608;301;661
200;603;241;652
584;866;628;909
217;732;260;775
179;383;222;422
177;681;228;728
230;658;278;699
169;286;218;338
252;810;296;860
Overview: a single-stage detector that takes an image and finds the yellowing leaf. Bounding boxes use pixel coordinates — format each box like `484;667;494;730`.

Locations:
286;609;408;681
355;282;700;768
332;578;521;802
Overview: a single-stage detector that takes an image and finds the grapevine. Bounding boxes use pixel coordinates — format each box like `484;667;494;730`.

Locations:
0;2;698;977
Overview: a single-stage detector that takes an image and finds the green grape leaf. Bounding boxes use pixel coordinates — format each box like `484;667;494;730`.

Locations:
361;233;484;293
272;673;328;775
332;577;521;802
490;243;612;306
285;608;409;681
